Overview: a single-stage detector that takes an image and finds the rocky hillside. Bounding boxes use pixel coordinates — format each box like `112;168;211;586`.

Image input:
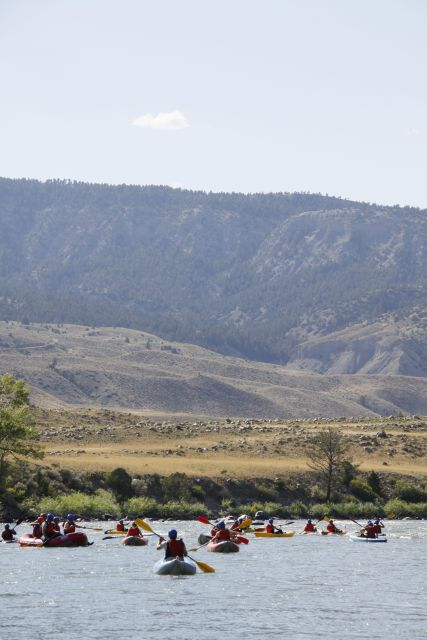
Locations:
1;321;427;418
0;178;426;373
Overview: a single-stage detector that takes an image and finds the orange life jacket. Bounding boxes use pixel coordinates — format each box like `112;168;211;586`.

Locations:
116;523;125;531
215;529;231;541
326;523;336;533
127;526;139;537
304;523;315;532
266;524;275;533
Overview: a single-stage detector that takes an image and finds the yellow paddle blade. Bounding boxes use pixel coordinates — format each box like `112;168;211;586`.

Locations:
134;518;154;533
239;518;253;530
387;512;396;519
191;558;215;573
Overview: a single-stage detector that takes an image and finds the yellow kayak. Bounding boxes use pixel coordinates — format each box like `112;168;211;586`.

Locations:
254;531;295;538
104;529;127;535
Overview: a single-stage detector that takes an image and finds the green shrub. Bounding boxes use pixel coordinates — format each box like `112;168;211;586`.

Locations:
123;497;159;517
220;498;234;511
393;481;427;503
367;471;382;496
158;501;209;519
289;501;308;517
106;468;133;501
38;489;120;518
384;498;427;518
349;479;378;502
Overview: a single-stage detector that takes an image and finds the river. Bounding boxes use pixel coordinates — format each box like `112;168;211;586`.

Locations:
1;519;426;639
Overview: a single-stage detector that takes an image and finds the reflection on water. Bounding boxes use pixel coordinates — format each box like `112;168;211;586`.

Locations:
2;520;426;640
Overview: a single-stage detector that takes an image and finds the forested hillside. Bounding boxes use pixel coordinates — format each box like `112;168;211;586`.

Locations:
0;178;426;374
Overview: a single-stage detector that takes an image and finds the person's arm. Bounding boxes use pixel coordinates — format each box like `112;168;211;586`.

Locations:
182;542;188;556
156;537;167;550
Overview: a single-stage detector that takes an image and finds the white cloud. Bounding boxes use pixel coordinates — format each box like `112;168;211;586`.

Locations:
132;110;189;130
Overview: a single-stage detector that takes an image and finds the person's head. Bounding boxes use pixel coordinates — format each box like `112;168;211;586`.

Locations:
329;519;334;524
307;519;312;524
119;519;123;524
168;529;177;539
130;522;136;527
374;519;380;524
66;514;75;521
47;514;54;521
367;520;373;526
268;518;274;524
5;524;10;530
218;521;225;529
53;516;60;523
37;516;44;524
39;513;47;520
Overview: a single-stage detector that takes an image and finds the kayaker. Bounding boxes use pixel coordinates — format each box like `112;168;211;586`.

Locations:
210;521;220;537
30;515;45;539
42;514;61;540
265;518;283;534
326;519;342;534
212;521;234;541
1;524;16;541
63;514;76;534
231;519;243;531
53;516;61;533
303;519;316;533
116;519;126;532
362;521;377;538
372;518;384;535
157;528;187;559
127;521;143;537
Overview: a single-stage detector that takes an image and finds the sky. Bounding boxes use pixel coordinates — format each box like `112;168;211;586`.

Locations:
0;0;426;208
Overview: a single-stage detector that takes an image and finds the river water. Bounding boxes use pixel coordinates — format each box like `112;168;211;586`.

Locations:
1;520;426;639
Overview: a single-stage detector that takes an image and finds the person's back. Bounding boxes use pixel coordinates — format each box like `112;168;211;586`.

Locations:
304;520;315;533
1;525;16;541
326;520;337;533
213;522;231;541
364;521;377;538
127;523;141;537
157;529;187;559
116;520;125;532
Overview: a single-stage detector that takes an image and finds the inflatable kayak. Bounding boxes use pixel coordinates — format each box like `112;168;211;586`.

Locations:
320;530;347;536
104;529;127;535
198;533;212;545
19;532;90;547
207;540;240;553
254;531;295;538
122;535;148;546
154;557;197;575
350;535;387;543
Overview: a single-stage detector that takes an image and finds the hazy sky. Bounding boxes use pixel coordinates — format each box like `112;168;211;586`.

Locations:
1;0;426;207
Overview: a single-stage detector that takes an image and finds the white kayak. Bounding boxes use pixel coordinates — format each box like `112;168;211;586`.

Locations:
350;535;387;543
154;557;197;576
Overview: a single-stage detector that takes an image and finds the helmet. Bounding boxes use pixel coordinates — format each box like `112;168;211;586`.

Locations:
168;529;177;539
47;514;54;520
374;519;380;524
5;524;10;529
268;518;274;524
119;519;123;524
218;521;225;529
307;519;312;523
66;514;74;521
53;516;60;523
367;520;373;525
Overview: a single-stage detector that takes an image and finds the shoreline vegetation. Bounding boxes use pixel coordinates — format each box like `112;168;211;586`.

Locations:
0;375;426;521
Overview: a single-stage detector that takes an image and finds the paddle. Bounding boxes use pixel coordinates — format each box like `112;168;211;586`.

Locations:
75;525;103;531
196;515;249;544
134;519;215;574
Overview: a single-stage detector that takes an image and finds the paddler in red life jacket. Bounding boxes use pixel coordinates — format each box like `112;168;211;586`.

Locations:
212;521;233;541
372;518;384;535
42;514;60;540
265;518;283;534
116;519;126;532
127;521;143;537
157;528;187;559
30;515;45;539
210;521;220;537
63;514;76;534
1;524;16;541
303;519;316;533
326;519;342;534
362;520;377;538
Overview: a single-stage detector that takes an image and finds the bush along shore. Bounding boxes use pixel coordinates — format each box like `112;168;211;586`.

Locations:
1;464;426;521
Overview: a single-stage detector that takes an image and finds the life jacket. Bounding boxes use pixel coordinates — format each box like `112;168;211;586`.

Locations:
127;526;139;537
210;527;219;537
32;523;42;538
116;523;125;532
166;538;185;558
63;522;75;534
365;525;377;538
43;522;57;538
326;523;337;533
304;523;315;532
372;524;382;534
266;523;275;533
215;528;231;541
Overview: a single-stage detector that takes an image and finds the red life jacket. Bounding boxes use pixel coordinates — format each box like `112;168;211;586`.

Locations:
215;529;231;541
116;523;125;531
127;526;139;537
365;525;377;538
304;523;315;532
2;529;13;541
266;524;275;533
326;523;336;533
44;522;56;538
373;524;382;534
210;527;218;537
166;538;185;558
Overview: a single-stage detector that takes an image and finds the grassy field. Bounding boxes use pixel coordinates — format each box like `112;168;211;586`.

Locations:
34;407;427;478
